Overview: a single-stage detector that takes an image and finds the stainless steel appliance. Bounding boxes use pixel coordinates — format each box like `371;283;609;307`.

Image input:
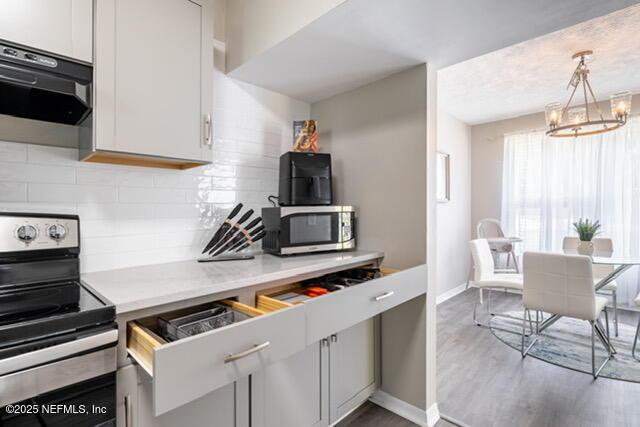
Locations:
261;206;355;255
0;41;92;125
0;213;117;426
278;152;332;206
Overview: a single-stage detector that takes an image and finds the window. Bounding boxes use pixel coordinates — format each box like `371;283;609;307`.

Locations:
501;116;640;302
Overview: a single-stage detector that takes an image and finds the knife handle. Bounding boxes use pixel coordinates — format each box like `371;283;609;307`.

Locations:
235;231;266;252
236;209;254;225
227;225;264;252
249;224;264;236
226;203;243;220
245;216;262;231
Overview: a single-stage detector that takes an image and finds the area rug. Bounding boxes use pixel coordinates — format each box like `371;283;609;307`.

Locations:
490;311;640;382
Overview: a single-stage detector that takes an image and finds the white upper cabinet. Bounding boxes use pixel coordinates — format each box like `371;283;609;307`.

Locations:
0;0;93;63
86;0;213;169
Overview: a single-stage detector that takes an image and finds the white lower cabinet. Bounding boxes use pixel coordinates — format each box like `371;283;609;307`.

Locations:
251;341;329;427
117;364;249;427
137;379;238;427
329;319;377;423
251;319;377;427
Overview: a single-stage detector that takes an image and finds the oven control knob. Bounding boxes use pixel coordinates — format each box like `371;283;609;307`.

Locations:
16;224;38;243
47;224;67;242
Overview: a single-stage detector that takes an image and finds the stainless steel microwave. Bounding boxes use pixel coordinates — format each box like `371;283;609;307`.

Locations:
261;206;355;255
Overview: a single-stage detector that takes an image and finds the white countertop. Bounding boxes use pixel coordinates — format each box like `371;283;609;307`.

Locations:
82;250;384;314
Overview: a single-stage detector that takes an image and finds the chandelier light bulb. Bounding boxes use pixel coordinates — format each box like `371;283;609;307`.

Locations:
545;102;563;128
610;91;632;121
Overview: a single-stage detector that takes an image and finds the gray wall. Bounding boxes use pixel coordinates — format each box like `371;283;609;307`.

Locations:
311;65;426;270
436;110;471;297
311;64;437;413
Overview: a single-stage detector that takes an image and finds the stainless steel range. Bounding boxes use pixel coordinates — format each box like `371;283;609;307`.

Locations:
0;213;117;426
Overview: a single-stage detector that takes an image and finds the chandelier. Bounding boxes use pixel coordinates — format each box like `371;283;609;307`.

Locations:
545;50;631;138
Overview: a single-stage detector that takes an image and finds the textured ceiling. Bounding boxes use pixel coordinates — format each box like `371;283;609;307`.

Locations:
229;0;639;103
438;4;640;125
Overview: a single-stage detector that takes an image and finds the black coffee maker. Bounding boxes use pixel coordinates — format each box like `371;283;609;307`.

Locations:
278;152;332;206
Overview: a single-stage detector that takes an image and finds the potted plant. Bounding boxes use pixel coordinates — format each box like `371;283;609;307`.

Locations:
573;218;602;255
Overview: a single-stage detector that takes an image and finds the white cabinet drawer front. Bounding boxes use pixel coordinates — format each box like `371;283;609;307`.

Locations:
304;264;427;344
137;305;305;416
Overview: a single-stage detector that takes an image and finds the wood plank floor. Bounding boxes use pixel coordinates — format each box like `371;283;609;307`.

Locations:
438;289;640;427
336;401;457;427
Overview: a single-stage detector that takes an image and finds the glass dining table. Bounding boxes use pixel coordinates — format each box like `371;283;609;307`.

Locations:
536;249;640;354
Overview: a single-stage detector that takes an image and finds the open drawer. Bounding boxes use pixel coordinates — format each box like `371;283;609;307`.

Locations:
127;299;305;416
258;264;428;344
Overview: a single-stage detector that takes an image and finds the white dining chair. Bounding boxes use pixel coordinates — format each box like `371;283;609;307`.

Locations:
477;218;519;272
521;252;611;378
563;237;619;337
633;293;640;359
469;239;531;334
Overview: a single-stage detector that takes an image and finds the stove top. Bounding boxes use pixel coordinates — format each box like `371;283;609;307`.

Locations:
0;213;115;359
0;282;114;353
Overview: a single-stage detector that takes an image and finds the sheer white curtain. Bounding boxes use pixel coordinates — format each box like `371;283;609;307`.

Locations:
501;115;640;304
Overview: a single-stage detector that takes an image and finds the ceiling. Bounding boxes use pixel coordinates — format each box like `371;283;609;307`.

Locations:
228;0;640;103
439;4;640;125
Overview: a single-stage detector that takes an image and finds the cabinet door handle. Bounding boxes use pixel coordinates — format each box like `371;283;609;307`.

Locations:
204;113;212;147
124;394;132;427
321;338;329;347
374;291;394;301
330;334;338;343
224;341;270;363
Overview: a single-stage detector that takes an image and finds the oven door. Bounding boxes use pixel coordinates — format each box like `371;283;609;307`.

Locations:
0;372;116;427
279;207;354;254
0;329;117;426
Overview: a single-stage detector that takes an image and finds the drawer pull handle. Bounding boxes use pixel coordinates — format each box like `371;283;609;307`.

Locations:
374;291;395;301
224;341;270;363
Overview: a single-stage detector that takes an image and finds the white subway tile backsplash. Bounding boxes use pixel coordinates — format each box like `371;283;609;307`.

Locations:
189;189;236;204
202;164;236;178
0;183;27;202
153;173;210;190
117;170;155;187
76;168;117;186
115;204;156;220
153;203;202;219
81;219;117;238
236;165;277;179
115;219;157;236
154;230;206;249
28;183;118;203
82;235;157;255
28;144;77;165
0;202;76;214
27;183;77;203
0;141;28;163
118;187;186;204
2;62;309;272
0;162;75;184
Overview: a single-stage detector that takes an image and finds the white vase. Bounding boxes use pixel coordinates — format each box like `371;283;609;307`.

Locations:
577;240;594;256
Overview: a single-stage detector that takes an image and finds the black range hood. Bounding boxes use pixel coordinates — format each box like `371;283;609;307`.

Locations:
0;41;92;126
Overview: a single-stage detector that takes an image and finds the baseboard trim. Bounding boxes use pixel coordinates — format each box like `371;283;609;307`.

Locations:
436;282;467;305
369;390;440;427
427;402;440;427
